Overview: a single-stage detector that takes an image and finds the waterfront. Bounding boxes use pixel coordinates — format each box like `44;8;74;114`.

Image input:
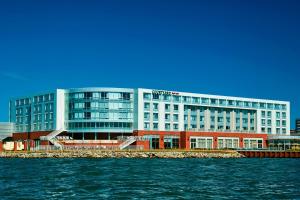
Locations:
0;158;299;199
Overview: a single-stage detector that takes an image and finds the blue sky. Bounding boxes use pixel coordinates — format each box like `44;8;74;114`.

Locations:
0;0;299;128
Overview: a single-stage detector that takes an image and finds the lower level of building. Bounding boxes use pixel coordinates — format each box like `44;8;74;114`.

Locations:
4;130;270;151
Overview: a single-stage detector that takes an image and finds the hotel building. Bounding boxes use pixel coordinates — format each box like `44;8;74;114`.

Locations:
8;87;290;150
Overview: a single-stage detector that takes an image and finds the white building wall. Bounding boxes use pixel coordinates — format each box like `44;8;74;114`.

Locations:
55;89;66;130
137;88;290;135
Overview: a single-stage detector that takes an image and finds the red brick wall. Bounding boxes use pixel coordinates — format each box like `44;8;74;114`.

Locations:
0;141;3;152
134;130;268;150
13;131;51;141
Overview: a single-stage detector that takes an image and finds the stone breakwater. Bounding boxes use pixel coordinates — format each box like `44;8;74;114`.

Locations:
0;150;244;158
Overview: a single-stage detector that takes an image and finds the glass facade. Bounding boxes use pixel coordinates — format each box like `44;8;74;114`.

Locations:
66;89;134;132
10;93;55;132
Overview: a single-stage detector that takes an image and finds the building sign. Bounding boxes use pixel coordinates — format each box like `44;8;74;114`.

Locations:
152;90;179;96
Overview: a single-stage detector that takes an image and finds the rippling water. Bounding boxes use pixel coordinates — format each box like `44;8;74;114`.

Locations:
0;158;299;199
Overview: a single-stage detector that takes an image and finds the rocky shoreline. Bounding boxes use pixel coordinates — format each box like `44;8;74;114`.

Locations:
0;150;244;158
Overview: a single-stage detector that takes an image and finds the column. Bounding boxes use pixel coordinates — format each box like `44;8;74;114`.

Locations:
196;109;200;130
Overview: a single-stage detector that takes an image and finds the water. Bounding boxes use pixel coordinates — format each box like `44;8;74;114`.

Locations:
0;158;299;199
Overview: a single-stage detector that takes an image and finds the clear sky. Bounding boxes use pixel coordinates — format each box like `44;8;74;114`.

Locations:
0;0;299;128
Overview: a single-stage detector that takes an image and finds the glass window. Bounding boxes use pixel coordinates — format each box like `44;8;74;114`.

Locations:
163;95;171;101
165;104;170;111
210;99;217;105
267;111;272;118
153;123;158;130
276;120;280;127
282;120;286;127
144;112;150;120
201;98;209;104
282;112;286;119
165;114;170;120
173;95;180;102
144;122;150;129
173;124;178;130
261;111;266;118
173;114;179;121
260;103;266;109
153;113;158;120
219;99;226;105
152;93;159;100
143;93;151;100
236;101;243;107
165;123;170;130
267;119;272;126
144;103;150;109
281;104;286;110
267;103;274;109
267;128;272;134
192;97;200;103
282;128;286;134
173;104;179;111
228;100;235;106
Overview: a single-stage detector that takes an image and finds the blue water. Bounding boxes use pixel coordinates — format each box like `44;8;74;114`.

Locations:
0;158;299;199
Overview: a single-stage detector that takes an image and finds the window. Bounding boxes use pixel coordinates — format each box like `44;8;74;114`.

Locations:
173;95;180;102
143;93;151;100
276;112;280;119
192;97;200;103
144;103;150;110
201;98;209;104
210;99;217;105
163;95;171;101
267;128;272;134
122;93;131;100
153;123;158;130
282;104;286;110
144;112;150;120
260;103;266;109
267;111;272;118
153;103;158;110
276;120;280;127
261;111;266;118
173;124;178;130
144;122;150;129
165;104;170;111
236;101;243;107
267;120;272;126
282;112;286;119
282;128;286;134
228;100;235;106
282;120;286;127
173;114;178;121
267;103;274;109
219;99;226;105
244;102;250;107
153;113;159;121
152;93;159;100
165;114;170;120
165;123;170;130
101;92;107;99
276;128;280;134
173;104;179;111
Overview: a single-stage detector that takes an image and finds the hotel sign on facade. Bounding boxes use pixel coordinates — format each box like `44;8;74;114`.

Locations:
152;90;179;96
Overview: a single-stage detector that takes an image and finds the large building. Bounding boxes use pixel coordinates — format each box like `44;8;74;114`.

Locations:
8;87;290;150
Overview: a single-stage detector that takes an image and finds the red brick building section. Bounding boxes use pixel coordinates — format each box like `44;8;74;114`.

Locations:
134;130;268;150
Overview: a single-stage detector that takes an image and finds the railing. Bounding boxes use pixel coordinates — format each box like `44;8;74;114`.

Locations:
30;145;144;151
186;128;257;133
119;136;137;150
40;129;65;149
